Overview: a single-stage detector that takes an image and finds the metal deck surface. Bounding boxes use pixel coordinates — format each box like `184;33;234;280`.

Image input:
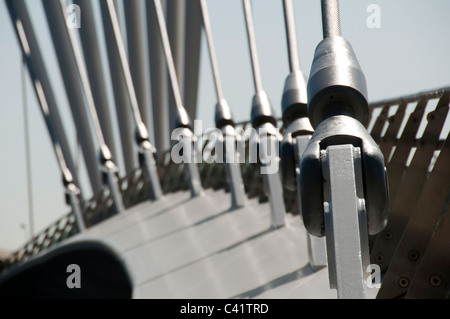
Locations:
56;189;342;299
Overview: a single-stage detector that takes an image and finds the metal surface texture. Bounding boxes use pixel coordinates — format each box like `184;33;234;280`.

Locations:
322;145;369;298
2;86;448;299
124;0;151;128
307;36;369;128
183;0;202;120
376;132;450;298
405;204;450;299
299;115;389;237
2;0;450;300
368;88;449;299
167;0;186;131
321;0;341;38
295;135;327;270
371;94;450;274
146;0;169;151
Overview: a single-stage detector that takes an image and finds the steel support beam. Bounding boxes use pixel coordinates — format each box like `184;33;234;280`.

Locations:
101;0;163;201
7;0;80;190
100;0;137;176
45;0;125;213
146;0;169;151
124;0;151;129
6;0;85;231
43;0;103;195
74;0;119;163
167;0;186;131
183;0;202;120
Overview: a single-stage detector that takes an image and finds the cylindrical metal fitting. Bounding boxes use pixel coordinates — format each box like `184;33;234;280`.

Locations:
300;115;389;237
173;105;192;129
251;90;277;128
281;70;308;126
307;36;369;129
215;99;235;129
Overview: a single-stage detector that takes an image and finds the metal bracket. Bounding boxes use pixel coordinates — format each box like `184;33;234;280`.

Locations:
295;135;327;270
65;183;86;232
321;144;370;299
138;141;164;201
221;126;246;209
173;127;203;198
101;160;125;213
258;133;286;228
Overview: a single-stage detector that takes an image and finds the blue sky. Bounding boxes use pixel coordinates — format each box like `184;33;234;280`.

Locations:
0;0;449;250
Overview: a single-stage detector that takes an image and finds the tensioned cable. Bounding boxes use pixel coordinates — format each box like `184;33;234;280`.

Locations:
242;0;264;93
105;0;148;131
7;0;77;184
7;1;86;231
152;0;187;118
199;0;225;102
59;0;108;149
321;0;342;38
283;0;301;73
21;57;34;240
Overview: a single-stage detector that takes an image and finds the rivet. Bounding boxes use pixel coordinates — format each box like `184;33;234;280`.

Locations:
408;250;419;261
430;275;442;287
398;277;409;288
